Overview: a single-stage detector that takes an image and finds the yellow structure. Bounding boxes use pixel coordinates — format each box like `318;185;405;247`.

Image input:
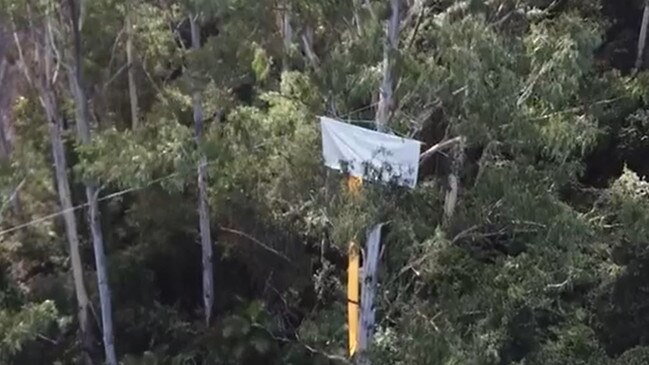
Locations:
346;175;362;357
347;239;360;356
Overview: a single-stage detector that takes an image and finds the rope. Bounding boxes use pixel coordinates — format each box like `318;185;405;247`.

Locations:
0;161;218;237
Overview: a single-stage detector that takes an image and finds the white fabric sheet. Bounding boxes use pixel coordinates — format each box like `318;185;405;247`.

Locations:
319;116;421;188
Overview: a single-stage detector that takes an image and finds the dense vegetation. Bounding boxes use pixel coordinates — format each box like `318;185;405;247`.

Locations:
3;0;649;364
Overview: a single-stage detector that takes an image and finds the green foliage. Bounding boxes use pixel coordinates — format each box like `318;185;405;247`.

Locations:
0;301;58;362
615;346;649;365
3;0;649;364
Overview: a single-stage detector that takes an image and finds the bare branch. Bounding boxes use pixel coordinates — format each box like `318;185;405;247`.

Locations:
103;62;129;90
419;136;464;165
12;30;33;86
45;18;61;85
252;323;351;364
0;176;27;216
218;226;292;264
301;26;320;72
406;4;425;50
364;0;377;19
141;55;169;105
546;278;570;290
107;27;126;72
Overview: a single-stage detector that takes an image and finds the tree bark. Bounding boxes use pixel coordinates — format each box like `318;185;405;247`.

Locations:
190;14;215;326
126;1;139;129
67;1;117;363
375;0;400;132
636;0;649;71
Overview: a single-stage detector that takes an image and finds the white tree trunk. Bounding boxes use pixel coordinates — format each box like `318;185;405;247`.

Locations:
301;25;320;71
358;223;384;363
637;0;649;70
126;1;139;129
0;59;10;160
86;185;116;365
0;58;7;95
67;1;117;362
444;174;458;222
190;14;215;326
637;1;649;70
45;93;96;364
0;52;22;215
14;22;98;363
280;2;293;72
375;0;400;132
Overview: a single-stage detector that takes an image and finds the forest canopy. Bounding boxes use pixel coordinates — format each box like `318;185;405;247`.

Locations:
2;0;649;364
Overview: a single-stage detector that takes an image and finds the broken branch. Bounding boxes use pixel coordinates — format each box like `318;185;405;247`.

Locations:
419;136;465;165
218;226;293;264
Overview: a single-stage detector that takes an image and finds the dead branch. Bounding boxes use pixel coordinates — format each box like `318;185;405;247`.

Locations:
218;226;292;264
107;27;125;72
419;136;464;165
252;323;351;364
103;62;129;90
406;4;424;50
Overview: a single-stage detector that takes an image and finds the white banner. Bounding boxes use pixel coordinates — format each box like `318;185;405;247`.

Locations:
320;116;421;188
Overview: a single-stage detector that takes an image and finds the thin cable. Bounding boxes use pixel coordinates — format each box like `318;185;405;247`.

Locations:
0;103;376;237
336;101;379;121
0;161;216;237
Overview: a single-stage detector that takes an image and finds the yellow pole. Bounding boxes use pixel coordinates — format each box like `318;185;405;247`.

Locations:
348;240;360;356
346;175;362;357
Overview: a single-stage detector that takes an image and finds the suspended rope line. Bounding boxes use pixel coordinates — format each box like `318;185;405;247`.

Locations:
335;101;380;121
0;160;219;237
0;101;393;238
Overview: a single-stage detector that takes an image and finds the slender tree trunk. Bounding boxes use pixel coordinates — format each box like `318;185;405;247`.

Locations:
0;58;7;95
637;0;649;71
0;58;12;160
67;1;117;363
45;93;96;365
0;56;22;215
375;0;400;132
282;3;293;72
357;224;384;364
357;5;402;363
126;1;139;129
0;114;21;216
301;25;320;71
0;59;10;158
14;23;98;363
352;0;364;36
85;184;116;365
190;14;215;326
